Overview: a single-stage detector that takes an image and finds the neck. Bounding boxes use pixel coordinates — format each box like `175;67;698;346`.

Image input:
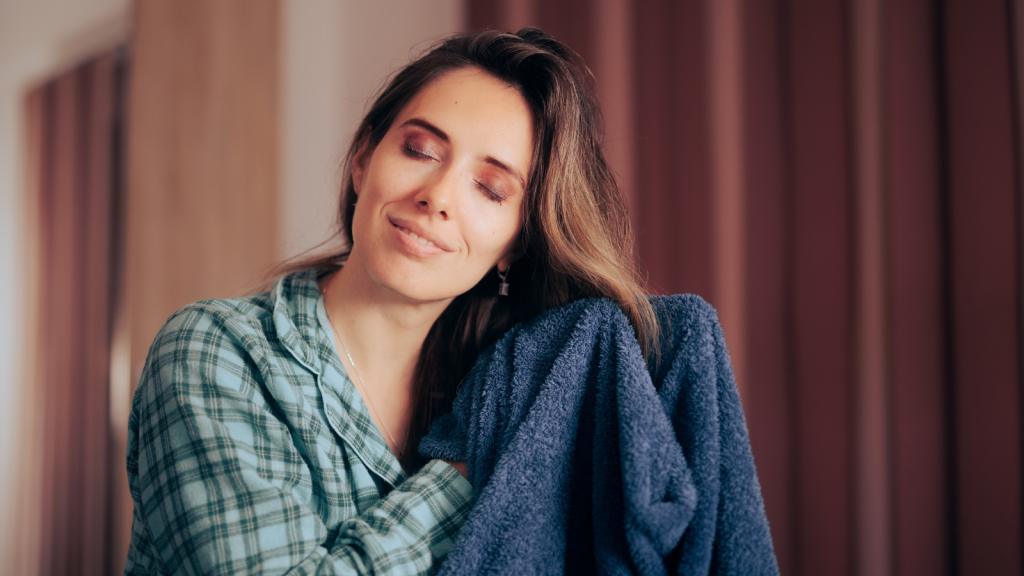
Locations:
320;250;450;396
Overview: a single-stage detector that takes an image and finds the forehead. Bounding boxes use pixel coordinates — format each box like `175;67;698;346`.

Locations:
394;68;534;157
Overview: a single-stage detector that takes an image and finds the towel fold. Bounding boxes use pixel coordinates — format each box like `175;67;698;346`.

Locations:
420;295;778;575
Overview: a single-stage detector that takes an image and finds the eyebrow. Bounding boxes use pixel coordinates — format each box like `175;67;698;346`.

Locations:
399;117;528;192
401;118;449;142
483;156;527;192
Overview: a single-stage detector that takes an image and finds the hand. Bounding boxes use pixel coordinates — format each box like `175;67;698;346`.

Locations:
443;460;468;480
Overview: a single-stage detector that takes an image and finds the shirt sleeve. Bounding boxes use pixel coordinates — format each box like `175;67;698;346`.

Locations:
290;461;473;575
126;305;474;576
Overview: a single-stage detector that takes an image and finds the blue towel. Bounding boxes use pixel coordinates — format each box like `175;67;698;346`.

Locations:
419;295;779;575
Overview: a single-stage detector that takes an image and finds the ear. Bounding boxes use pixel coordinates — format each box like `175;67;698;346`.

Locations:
350;129;372;195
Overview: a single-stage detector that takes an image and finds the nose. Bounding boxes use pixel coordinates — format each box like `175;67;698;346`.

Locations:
414;165;459;219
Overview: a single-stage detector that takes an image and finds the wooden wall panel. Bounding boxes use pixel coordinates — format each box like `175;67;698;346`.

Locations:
127;0;279;328
120;0;280;570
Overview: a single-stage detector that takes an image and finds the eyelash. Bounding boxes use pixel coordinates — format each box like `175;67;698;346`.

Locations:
475;181;504;204
405;144;506;205
404;144;435;161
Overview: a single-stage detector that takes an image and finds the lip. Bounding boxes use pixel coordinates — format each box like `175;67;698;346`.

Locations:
388;216;454;254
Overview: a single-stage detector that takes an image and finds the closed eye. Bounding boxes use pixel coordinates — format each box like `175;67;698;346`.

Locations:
404;144;437;161
475;180;505;204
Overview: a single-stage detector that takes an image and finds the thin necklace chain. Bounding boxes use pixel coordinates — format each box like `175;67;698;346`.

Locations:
321;278;408;459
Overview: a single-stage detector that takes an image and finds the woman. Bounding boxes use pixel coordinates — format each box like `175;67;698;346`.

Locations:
125;28;659;574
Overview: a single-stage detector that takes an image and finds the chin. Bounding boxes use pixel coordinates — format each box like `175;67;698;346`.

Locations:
355;243;487;303
368;263;469;304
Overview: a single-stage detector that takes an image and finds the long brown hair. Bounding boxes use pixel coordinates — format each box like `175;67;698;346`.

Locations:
276;28;659;458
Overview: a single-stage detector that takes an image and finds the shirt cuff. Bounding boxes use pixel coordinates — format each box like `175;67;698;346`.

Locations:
409;459;475;558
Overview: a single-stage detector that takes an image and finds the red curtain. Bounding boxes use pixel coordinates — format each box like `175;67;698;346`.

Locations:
28;51;126;576
469;1;1023;574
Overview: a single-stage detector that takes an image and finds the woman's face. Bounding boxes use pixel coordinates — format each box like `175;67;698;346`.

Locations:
348;67;533;304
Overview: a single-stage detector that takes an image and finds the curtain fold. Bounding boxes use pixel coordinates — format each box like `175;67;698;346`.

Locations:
26;51;125;576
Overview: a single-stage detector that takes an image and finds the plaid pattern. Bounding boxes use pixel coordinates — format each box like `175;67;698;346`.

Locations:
124;270;474;575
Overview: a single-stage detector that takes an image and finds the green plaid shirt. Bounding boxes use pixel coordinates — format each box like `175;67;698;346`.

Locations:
124;270;474;575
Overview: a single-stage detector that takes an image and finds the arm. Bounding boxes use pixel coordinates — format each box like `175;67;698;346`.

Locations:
126;306;473;575
441;462;467;479
287;461;473;575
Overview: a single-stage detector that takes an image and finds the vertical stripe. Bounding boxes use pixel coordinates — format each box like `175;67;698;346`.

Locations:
885;0;950;573
37;81;57;576
537;0;593;64
1008;0;1024;565
708;0;747;395
944;0;1023;572
107;56;133;574
785;0;855;573
50;71;83;576
593;0;635;218
500;0;534;31
467;0;498;32
633;0;712;297
81;56;117;576
18;82;46;576
849;0;891;574
742;0;795;570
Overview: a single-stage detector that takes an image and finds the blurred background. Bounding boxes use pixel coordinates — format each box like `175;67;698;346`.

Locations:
1;0;1021;574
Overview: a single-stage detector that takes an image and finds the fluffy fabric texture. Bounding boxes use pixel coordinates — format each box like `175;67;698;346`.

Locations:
419;295;778;575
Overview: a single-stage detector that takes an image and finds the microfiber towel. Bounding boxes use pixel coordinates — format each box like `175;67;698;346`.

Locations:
419;295;778;575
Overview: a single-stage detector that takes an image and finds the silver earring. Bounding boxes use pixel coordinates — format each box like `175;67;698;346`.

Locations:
498;266;510;296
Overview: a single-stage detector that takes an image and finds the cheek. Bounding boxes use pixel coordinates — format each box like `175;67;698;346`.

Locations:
361;162;404;202
351;167;412;240
360;143;425;200
464;206;521;260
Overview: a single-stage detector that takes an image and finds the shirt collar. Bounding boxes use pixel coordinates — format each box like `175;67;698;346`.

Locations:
271;269;327;372
271;269;409;486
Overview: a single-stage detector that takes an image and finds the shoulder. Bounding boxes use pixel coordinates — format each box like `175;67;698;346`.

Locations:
147;290;277;368
136;271;326;400
135;288;291;413
129;291;287;445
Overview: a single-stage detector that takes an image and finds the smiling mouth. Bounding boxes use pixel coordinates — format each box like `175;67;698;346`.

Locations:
392;220;444;250
399;225;435;247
